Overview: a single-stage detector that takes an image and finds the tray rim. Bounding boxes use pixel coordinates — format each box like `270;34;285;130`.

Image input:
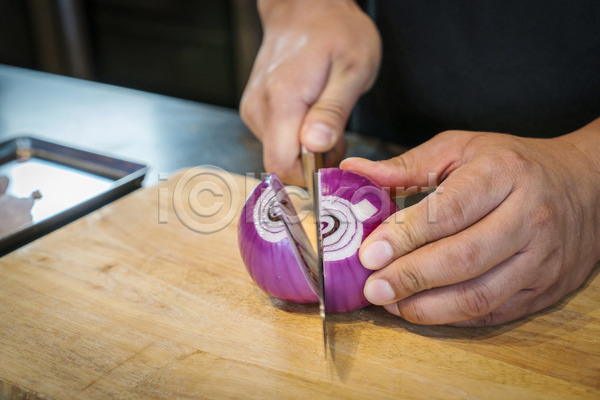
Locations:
0;135;148;256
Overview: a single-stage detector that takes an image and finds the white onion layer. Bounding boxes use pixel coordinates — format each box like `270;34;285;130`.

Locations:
321;196;377;262
253;185;286;243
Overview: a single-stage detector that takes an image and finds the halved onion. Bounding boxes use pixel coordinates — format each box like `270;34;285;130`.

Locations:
238;168;397;313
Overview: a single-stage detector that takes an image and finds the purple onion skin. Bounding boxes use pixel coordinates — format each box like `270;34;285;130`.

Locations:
238;175;318;303
320;168;398;313
238;169;398;313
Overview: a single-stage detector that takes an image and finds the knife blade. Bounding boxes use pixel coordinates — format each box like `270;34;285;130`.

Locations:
300;146;327;359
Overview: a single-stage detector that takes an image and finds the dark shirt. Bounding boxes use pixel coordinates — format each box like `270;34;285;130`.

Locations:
352;0;600;147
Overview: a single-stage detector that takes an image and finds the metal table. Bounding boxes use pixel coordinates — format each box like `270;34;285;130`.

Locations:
0;64;403;187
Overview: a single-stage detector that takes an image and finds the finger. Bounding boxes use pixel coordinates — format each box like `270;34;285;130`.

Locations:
241;47;323;184
259;72;313;185
262;112;305;186
241;84;306;185
266;57;360;183
359;154;514;270
300;60;373;153
363;193;529;304
340;130;475;189
450;256;597;327
448;288;541;327
385;250;538;325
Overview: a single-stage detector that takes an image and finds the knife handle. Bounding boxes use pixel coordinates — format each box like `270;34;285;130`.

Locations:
301;145;324;194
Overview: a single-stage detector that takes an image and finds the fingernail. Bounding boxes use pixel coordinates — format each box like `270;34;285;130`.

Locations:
305;122;334;149
364;279;396;305
360;240;393;269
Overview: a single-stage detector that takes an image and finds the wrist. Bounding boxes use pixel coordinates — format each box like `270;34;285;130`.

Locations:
562;117;600;175
258;0;356;22
562;117;600;259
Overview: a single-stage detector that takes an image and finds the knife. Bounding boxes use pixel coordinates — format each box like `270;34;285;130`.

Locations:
300;146;327;359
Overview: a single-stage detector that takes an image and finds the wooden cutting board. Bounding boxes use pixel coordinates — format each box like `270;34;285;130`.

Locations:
1;167;599;399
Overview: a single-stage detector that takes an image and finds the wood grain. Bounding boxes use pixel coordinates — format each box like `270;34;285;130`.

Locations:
1;167;599;400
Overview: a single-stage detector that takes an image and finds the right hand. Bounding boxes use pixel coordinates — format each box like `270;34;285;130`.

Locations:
240;0;382;185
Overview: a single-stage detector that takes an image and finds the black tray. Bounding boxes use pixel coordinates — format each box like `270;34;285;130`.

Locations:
0;136;147;256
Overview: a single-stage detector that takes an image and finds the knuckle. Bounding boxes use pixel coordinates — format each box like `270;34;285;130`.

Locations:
338;53;362;74
239;98;255;126
396;265;428;294
335;53;376;91
458;312;496;327
398;300;429;324
311;101;348;124
474;312;497;326
390;219;423;253
264;79;292;106
437;192;468;233
435;130;472;145
436;130;462;139
531;203;557;228
478;311;503;326
449;237;482;276
390;153;411;173
545;266;562;288
455;283;493;319
495;148;534;177
532;251;561;287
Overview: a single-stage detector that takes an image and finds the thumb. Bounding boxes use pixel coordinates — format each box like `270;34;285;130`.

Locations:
340;131;469;190
300;63;371;153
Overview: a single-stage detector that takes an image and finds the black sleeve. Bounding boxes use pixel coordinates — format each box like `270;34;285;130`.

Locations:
351;0;600;147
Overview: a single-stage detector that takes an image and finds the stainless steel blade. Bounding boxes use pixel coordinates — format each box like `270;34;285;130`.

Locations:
300;146;327;359
313;167;327;359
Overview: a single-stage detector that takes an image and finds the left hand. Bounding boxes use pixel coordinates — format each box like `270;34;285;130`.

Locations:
340;126;600;326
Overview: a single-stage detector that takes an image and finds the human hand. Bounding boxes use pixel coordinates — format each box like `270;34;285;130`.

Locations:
341;124;600;326
240;0;381;185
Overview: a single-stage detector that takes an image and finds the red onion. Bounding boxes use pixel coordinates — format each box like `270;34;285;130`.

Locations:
238;174;317;303
238;168;397;313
